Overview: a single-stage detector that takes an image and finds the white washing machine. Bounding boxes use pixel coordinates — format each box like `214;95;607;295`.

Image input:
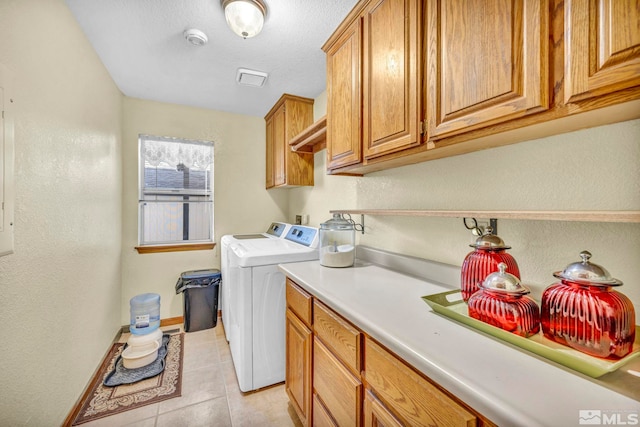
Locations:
226;225;319;392
220;222;291;341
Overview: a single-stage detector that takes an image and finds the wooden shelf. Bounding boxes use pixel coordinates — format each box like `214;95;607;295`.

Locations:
289;115;327;153
329;209;640;223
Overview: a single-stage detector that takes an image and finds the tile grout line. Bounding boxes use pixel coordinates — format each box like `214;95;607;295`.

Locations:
215;324;237;427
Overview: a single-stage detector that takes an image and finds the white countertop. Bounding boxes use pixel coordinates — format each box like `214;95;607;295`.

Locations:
279;258;640;427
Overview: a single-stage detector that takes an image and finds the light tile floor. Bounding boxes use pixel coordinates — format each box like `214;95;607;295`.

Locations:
82;322;302;427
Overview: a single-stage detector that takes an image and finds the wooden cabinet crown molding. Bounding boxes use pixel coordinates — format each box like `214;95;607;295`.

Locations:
322;0;370;52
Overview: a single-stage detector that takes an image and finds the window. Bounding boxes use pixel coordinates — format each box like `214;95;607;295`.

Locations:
138;134;214;249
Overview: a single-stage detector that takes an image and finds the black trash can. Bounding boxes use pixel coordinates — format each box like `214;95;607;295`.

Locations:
175;269;221;332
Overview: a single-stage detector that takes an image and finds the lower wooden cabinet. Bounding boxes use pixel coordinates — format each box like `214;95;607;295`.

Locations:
313;300;362;376
286;309;312;426
363;390;403;427
286;278;313;325
285;277;495;427
365;338;477;426
313;337;362;426
313;394;337;427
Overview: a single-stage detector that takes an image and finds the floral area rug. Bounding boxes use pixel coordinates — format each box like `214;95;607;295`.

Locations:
71;333;183;425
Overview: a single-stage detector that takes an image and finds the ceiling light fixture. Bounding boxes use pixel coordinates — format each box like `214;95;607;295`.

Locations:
183;28;208;46
222;0;267;39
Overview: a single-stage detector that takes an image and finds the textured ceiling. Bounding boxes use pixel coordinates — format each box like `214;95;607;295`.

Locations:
65;0;358;117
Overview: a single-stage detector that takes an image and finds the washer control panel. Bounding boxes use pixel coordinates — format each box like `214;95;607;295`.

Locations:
266;222;290;237
285;226;318;247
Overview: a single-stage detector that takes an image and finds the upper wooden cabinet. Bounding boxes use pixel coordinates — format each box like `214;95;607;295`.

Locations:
264;94;314;188
321;0;640;175
563;0;640;103
265;117;275;188
326;17;362;170
425;0;550;139
363;0;421;158
324;0;422;171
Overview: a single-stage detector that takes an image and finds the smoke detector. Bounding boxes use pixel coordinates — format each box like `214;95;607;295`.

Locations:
236;68;268;87
183;29;208;46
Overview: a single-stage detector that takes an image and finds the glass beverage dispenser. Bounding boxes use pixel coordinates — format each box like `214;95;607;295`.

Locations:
320;213;355;268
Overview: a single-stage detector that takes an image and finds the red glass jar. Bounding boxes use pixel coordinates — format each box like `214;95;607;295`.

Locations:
468;263;540;337
541;251;636;359
461;229;520;301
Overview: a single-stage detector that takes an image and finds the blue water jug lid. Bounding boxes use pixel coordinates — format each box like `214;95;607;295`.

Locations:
130;293;161;306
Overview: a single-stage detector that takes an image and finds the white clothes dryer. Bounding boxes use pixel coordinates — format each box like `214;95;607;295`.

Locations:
226;225;319;392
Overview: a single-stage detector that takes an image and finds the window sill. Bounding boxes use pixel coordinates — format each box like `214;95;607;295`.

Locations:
135;243;215;254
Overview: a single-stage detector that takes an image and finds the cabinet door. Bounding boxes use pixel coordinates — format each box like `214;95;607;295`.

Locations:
313;300;361;376
286;310;312;426
283;99;314;186
314;337;362;426
363;0;421;159
265;117;274;189
564;0;640;103
426;0;549;139
365;338;476;426
313;394;338;427
273;105;286;186
326;18;362;170
363;391;403;427
286;278;313;326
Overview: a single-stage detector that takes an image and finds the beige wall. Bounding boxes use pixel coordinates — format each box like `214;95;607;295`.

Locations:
121;98;289;324
0;0;123;424
290;94;640;322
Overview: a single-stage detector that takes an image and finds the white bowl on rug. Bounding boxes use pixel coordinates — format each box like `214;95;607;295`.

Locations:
127;328;163;348
122;341;160;369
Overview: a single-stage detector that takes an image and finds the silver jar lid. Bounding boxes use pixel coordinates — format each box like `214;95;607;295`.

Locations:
320;213;354;230
470;227;511;250
480;262;530;295
553;251;623;286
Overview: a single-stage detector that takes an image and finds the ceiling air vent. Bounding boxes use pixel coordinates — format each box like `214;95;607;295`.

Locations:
236;68;268;87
